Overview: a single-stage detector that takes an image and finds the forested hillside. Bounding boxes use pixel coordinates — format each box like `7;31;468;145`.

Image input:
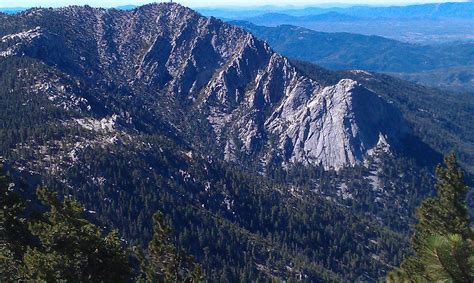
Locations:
0;3;472;281
235;22;474;92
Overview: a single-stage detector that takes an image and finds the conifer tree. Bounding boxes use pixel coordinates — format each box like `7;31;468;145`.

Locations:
419;234;474;282
22;187;133;282
140;211;202;282
0;166;31;281
388;154;473;282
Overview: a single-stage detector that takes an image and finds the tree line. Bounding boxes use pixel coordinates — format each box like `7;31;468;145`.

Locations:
388;154;474;282
0;165;202;282
2;153;472;282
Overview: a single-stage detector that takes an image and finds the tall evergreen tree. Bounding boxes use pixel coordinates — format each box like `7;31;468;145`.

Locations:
140;211;202;282
388;154;473;282
419;234;474;282
22;187;133;282
0;165;31;282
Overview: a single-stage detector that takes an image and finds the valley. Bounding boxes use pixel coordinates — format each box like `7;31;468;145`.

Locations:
0;2;473;282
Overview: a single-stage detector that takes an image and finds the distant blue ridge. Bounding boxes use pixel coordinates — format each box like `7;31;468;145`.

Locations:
0;8;27;14
0;5;137;14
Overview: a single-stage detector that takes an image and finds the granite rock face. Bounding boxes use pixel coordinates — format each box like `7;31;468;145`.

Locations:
266;79;405;169
0;3;408;169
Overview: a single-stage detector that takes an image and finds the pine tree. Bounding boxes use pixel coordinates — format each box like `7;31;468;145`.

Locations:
388;154;473;282
140;211;202;282
419;234;474;282
0;166;31;281
22;187;133;282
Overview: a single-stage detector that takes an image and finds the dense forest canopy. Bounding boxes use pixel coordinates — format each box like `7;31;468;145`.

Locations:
0;3;472;282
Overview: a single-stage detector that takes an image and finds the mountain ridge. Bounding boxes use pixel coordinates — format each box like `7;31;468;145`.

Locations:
0;3;410;170
233;21;474;92
199;2;474;19
0;3;470;281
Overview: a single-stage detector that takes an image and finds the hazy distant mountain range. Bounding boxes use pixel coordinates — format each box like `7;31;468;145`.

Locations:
197;2;474;43
4;1;474;18
198;2;474;19
3;2;474;42
234;21;474;92
0;5;136;13
237;14;474;43
0;3;473;281
0;7;26;14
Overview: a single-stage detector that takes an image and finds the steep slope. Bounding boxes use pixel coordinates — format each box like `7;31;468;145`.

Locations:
0;3;409;170
233;21;470;72
0;56;410;282
265;79;405;169
291;60;474;173
0;3;456;281
234;22;474;91
224;10;474;44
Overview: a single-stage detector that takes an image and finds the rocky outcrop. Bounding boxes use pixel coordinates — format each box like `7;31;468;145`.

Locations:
0;3;409;169
266;79;406;169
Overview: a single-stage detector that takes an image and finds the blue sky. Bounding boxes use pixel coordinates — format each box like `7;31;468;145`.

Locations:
0;0;468;8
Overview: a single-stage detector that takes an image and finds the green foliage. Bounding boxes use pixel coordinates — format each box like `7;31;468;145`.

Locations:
58;140;408;281
0;165;32;282
0;244;22;282
389;154;473;282
389;234;474;283
1;165;205;282
21;187;132;282
0;167;29;250
140;211;202;282
237;22;474;92
1;16;465;281
292;60;474;174
419;234;474;282
1;169;138;282
386;269;412;283
410;154;471;254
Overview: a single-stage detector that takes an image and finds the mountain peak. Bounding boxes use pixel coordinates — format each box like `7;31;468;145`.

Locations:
266;78;406;169
0;3;410;170
134;2;197;15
